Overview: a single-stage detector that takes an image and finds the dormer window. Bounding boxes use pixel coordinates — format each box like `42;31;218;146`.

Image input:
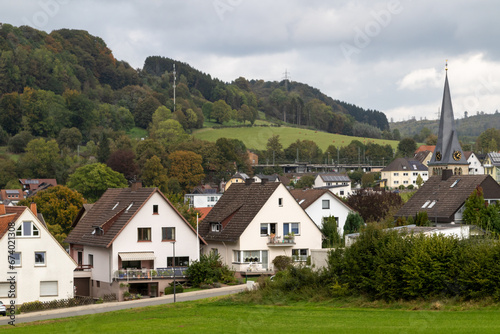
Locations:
211;223;221;232
16;221;39;237
92;226;104;236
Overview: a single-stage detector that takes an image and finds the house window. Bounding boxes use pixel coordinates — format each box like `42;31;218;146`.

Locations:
322;200;330;209
278;198;283;207
96;281;100;288
11;252;21;267
292;249;308;262
394;181;399;184
283;223;299;236
167;256;189;266
394;173;399;176
153;205;159;214
403;173;408;176
35;251;46;266
122;260;141;269
211;223;221;232
413;172;418;176
0;282;15;298
40;281;58;297
260;223;276;236
403;181;408;184
243;250;260;263
340;191;344;196
162;227;175;241
16;221;39;237
137;228;151;241
233;250;241;263
88;254;94;267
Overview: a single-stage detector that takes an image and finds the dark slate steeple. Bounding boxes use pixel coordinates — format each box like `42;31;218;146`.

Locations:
428;65;468;170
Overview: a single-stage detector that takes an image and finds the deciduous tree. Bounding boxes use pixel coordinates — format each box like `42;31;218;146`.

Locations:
167;150;205;192
67;163;128;203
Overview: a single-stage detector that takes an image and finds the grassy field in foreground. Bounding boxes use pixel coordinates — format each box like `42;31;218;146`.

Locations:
4;298;500;334
193;126;399;152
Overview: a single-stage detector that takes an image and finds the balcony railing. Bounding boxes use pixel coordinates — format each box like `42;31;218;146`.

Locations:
113;267;188;280
75;264;93;271
267;235;295;246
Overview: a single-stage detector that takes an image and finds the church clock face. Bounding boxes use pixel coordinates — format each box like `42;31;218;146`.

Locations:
453;150;462;161
435;151;442;161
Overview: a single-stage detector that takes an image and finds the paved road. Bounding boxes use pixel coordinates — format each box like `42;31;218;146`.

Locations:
0;284;249;326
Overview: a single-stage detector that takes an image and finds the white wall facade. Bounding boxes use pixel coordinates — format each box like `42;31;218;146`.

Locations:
111;192;201;278
0;209;76;304
184;193;222;208
304;191;352;236
205;184;323;272
468;153;484;175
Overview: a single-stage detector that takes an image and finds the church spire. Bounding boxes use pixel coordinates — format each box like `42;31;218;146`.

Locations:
428;64;468;175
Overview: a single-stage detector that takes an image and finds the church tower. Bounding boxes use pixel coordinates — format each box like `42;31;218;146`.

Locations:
428;64;469;176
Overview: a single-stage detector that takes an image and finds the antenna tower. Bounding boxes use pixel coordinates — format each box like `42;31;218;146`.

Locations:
173;64;176;112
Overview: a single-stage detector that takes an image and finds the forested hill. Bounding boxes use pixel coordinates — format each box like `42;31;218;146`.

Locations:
0;22;388;140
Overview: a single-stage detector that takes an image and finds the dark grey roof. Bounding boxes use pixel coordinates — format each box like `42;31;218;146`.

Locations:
319;174;351;182
395;174;500;223
428;72;468;167
487;152;500;165
382;158;428;172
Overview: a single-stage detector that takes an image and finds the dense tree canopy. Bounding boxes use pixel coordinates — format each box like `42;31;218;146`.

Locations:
66;163;128;203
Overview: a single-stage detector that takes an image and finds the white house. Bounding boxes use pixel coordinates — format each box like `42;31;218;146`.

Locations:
199;181;323;272
66;183;206;300
465;151;484;175
290;188;354;235
313;173;352;197
0;204;76;305
184;193;222;208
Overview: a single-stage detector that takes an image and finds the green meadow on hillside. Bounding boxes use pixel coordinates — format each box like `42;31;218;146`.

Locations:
193;126;399;152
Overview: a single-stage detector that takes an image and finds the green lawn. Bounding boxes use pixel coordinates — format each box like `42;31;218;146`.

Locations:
4;298;500;333
193;126;399;152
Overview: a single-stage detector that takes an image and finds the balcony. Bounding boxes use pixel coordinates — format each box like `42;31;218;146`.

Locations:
113;267;188;281
267;235;295;246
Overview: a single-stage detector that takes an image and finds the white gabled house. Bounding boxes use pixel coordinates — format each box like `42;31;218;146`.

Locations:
199;181;323;272
66;183;206;301
313;173;352;197
0;204;76;305
290;188;355;236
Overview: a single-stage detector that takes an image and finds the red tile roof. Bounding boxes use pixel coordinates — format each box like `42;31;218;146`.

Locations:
0;207;26;239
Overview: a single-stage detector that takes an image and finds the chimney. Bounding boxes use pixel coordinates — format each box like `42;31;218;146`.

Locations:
0;204;5;215
261;178;268;185
245;178;254;186
131;181;142;191
442;169;453;181
30;202;37;216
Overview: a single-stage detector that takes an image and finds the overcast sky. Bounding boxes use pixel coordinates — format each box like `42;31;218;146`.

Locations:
3;0;500;122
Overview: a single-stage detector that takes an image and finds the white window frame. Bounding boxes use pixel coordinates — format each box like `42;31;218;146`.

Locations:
16;221;40;237
35;251;46;266
283;222;300;236
322;200;330;209
292;249;308;262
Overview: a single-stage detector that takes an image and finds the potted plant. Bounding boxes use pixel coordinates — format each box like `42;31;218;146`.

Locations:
118;270;124;278
152;270;157;277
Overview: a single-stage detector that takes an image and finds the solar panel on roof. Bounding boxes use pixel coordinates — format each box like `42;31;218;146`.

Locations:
322;175;349;182
6;190;19;194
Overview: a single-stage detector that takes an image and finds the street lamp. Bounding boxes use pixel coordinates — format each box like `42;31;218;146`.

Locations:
171;241;176;303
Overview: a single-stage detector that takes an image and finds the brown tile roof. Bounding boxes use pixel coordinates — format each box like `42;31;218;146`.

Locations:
0;207;26;239
290;188;329;209
290;188;355;211
415;145;435;154
414;151;432;164
199;182;281;242
395;174;500;222
381;158;427;172
66;187;206;248
19;179;57;191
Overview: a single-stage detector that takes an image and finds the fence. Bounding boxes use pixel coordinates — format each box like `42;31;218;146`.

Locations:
19;294;117;313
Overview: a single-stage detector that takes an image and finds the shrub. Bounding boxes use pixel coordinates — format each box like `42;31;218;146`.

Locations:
164;284;184;295
186;252;235;287
272;255;293;271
